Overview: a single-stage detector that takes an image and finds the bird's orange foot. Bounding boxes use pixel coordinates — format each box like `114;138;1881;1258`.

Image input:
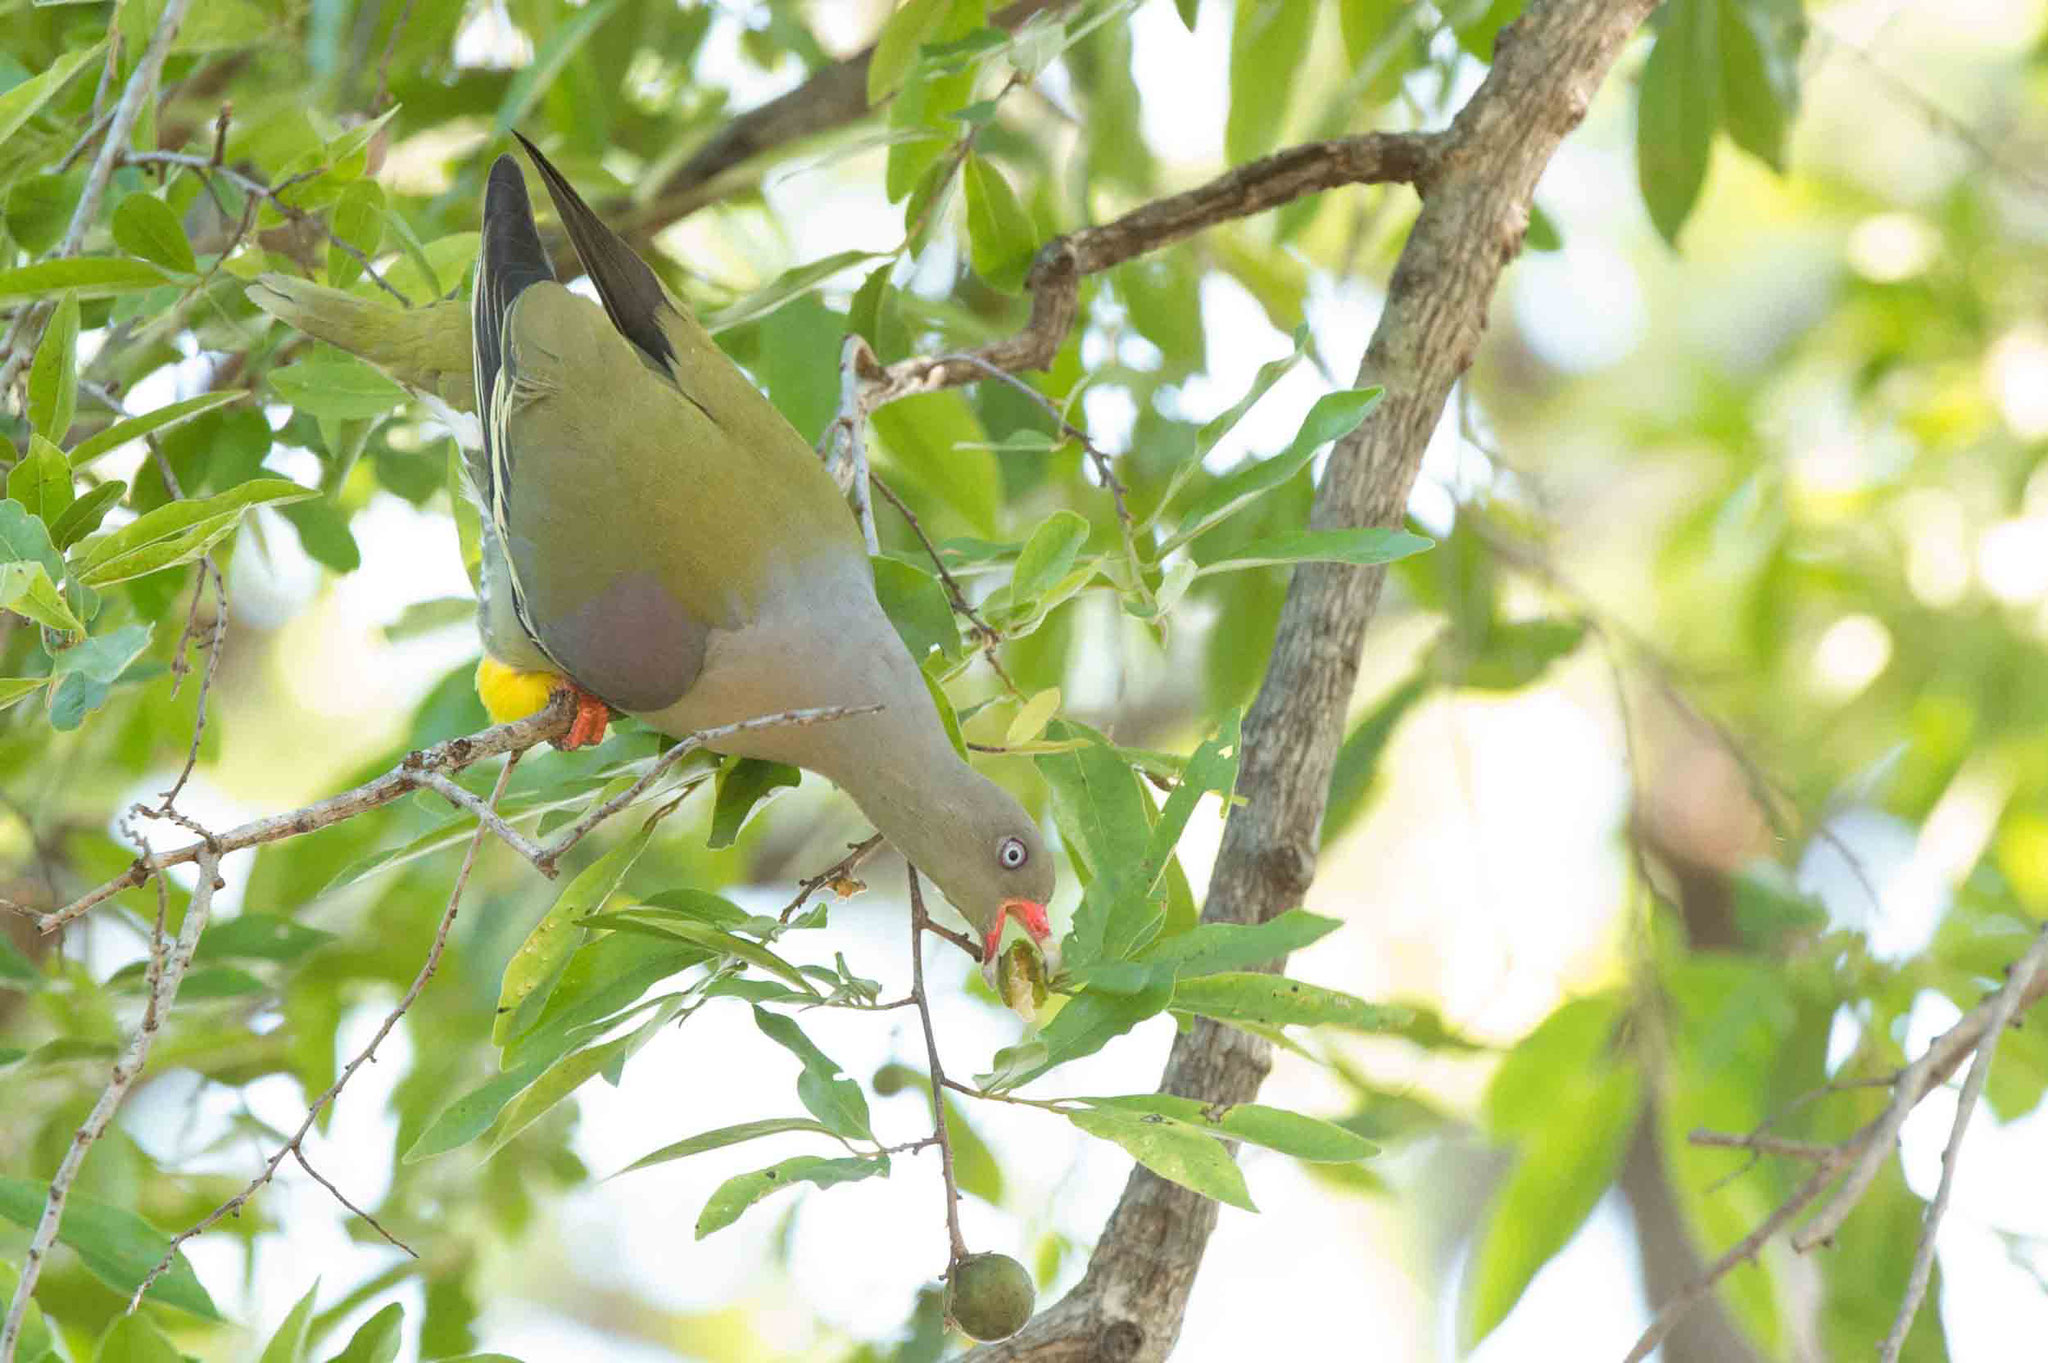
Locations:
553;683;612;750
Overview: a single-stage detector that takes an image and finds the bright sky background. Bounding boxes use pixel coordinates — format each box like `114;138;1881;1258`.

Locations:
76;0;2048;1358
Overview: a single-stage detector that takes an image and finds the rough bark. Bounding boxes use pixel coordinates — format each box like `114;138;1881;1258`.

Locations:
964;2;1662;1357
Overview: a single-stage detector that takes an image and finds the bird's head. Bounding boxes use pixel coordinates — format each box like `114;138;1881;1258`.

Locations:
895;768;1057;987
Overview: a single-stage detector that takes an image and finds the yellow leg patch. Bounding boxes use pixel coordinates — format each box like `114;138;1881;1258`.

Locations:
476;657;563;724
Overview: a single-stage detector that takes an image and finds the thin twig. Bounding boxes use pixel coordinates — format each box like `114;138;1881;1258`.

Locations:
1879;923;2048;1361
1632;925;2048;1360
821;335;881;554
118;151;411;303
908;868;968;1266
933;350;1148;612
1620;1159;1842;1363
372;0;418;112
869;471;1019;695
779;832;886;925
535;704;880;874
127;756;518;1306
411;770;550;866
0;848;220;1359
21;696;576;933
290;1147;414;1259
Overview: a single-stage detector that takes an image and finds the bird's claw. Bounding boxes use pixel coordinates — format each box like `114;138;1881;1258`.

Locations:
553;684;612;750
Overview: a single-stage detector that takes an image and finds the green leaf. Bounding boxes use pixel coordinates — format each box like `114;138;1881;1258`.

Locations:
27;292;79;441
94;1313;182;1363
1194;527;1434;576
0;1176;221;1318
48;624;152;684
871;390;1001;536
613;1117;844;1178
1066;1105;1255;1210
111;194;197;275
268;354;410;421
1466;1048;1640;1345
479;998;685;1160
8;170;86;256
0;560;85;634
323;1301;403;1363
1321;675;1430;844
0;257;170;302
496;0;623;130
1137;910;1342;979
326;181;386;290
708;757;800;849
9;436;73;524
752;1006;873;1140
71;478;316;587
589;911;820;996
1168;388;1384;552
495;826;652;1046
280;498;362;574
962;154;1036;292
1010;510;1090;603
48;480;126;550
702;249;884;334
68;392;246;470
695;1155;887;1238
0;677;47;712
871;556;961;663
1225;0;1317;165
1139;710;1240;899
1151;325;1309;519
869;0;954;102
0;1261;59;1361
1170;973;1414;1034
258;1280;322;1363
1452;0;1525;60
406;1052;556;1162
0;497;65;583
1079;1094;1376;1162
1039;723;1161;967
985;983;1172;1089
196;914;336;964
0;42;104;156
1637;0;1720;246
1525;202;1563;251
1175;0;1200;29
1719;0;1803;173
502;934;706;1071
1485;995;1627;1135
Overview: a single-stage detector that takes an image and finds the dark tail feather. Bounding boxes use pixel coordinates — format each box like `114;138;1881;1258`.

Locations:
511;129;679;377
473;154;556;423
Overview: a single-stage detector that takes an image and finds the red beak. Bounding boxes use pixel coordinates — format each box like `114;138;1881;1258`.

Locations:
983;898;1053;964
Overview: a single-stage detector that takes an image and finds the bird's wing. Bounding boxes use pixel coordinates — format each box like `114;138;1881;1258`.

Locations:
470;154;564;671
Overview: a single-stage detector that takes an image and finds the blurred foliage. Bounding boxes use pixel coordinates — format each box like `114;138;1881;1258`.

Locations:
1;0;2045;1360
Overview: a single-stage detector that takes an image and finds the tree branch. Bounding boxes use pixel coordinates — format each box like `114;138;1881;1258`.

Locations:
956;4;1659;1357
129;757;521;1307
14;696;578;934
0;847;219;1361
847;130;1440;413
1623;922;2048;1362
615;0;1077;243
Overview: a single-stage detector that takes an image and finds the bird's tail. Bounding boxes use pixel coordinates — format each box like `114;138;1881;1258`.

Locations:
472;154;556;426
246;274;476;412
511;130;681;378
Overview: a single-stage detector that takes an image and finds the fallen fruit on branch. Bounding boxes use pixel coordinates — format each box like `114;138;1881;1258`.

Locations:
947;1251;1036;1341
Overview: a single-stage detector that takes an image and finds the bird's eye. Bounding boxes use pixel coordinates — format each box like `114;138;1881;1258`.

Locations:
998;836;1028;870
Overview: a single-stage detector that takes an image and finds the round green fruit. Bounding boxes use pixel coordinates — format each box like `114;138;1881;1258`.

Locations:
947;1252;1035;1341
